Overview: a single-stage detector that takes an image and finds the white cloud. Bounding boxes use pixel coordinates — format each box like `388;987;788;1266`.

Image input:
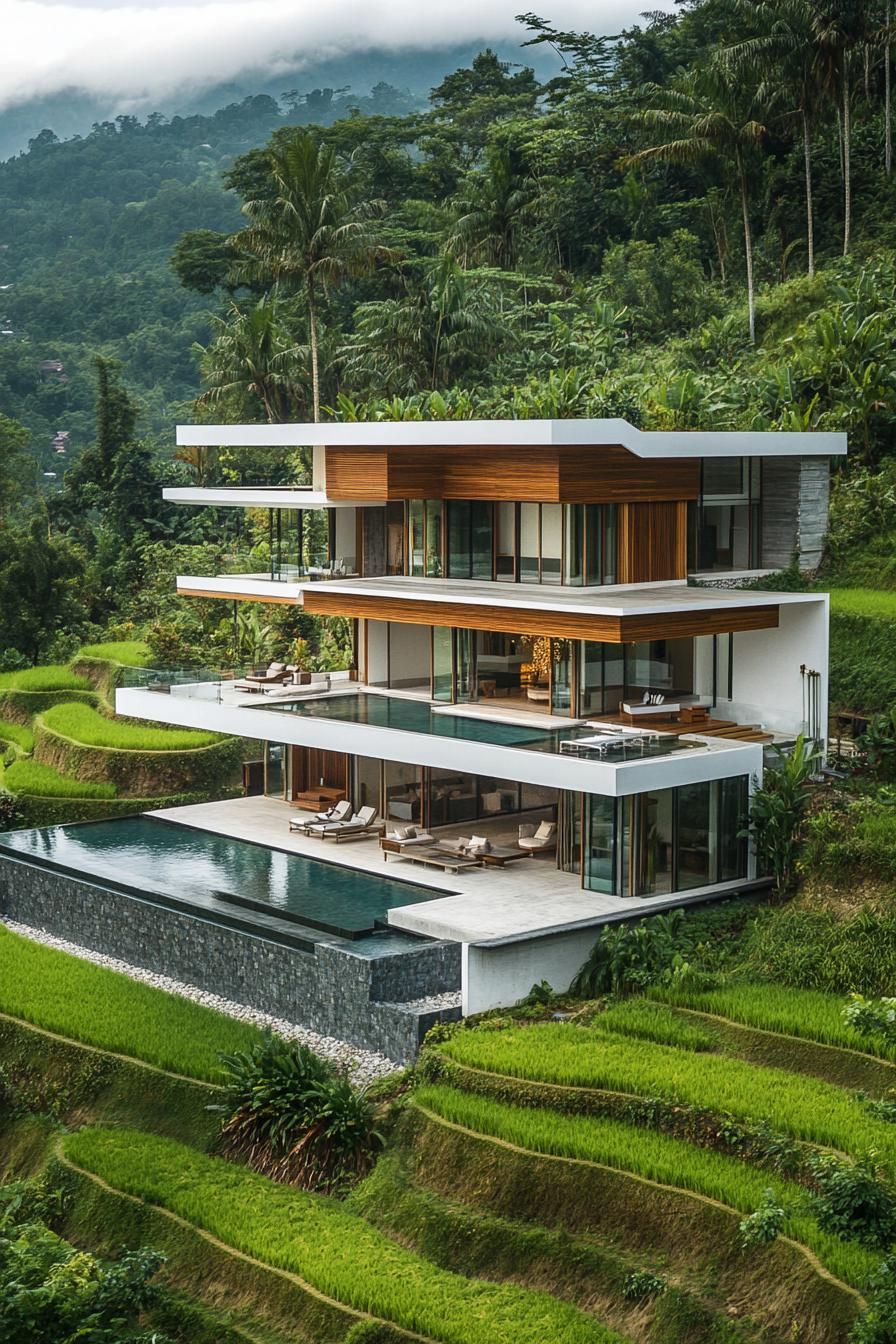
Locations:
2;0;675;111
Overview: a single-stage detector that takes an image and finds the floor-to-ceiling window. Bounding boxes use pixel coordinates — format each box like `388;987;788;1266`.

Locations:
264;742;286;797
582;776;750;896
691;458;762;572
405;500;619;586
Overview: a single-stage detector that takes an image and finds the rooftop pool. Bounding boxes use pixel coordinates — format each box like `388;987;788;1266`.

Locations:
0;815;441;945
260;692;693;759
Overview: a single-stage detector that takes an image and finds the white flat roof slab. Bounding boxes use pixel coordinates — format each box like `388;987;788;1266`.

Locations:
310;574;829;619
177;417;846;459
176;574;307;602
164;488;378;509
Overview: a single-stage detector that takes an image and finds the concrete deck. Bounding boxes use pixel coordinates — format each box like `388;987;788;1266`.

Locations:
148;795;746;946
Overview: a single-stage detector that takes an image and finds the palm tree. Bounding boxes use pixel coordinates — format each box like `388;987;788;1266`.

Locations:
626;65;767;342
342;254;505;393
197;296;306;424
449;145;536;269
725;1;822;277
235;129;391;420
810;1;879;255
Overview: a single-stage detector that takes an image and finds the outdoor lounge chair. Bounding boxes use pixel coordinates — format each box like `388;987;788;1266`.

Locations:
517;820;557;854
234;662;291;691
319;805;379;842
289;799;352;834
380;825;435;857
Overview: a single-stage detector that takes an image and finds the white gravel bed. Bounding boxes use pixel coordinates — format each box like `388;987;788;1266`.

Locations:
2;917;401;1086
393;990;462;1012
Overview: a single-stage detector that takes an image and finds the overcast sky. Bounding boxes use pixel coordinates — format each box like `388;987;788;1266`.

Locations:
3;0;677;111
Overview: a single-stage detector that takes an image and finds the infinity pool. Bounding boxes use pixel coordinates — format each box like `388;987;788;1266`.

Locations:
0;816;440;941
261;692;693;759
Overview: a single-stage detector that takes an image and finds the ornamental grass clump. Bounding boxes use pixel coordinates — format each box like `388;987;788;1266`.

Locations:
215;1035;382;1193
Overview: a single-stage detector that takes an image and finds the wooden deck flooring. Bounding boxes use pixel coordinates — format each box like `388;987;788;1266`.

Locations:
598;713;773;745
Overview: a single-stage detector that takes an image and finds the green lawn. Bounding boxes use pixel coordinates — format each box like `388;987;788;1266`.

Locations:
826;588;896;619
0;666;91;692
64;1127;625;1344
651;983;896;1063
77;641;153;667
4;759;116;799
0;925;264;1081
39;702;222;751
440;1024;896;1176
414;1087;876;1292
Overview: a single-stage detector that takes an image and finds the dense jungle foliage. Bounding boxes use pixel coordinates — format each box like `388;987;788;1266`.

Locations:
4;0;896;675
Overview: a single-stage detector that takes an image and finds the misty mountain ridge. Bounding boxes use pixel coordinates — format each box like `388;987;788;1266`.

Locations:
0;42;560;160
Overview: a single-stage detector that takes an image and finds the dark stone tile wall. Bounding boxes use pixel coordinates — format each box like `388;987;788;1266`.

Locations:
0;855;461;1064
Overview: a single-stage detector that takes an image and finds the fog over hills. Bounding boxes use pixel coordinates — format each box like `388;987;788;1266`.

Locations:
0;43;562;159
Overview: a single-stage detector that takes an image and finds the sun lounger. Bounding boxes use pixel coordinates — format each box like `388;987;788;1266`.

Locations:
318;806;379;842
289;799;352;834
518;820;557;854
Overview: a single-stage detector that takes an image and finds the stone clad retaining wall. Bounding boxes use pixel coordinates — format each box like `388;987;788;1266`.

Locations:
0;854;461;1064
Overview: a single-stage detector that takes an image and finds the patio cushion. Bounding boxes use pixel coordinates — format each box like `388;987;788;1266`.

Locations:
268;662;285;673
439;836;470;854
467;837;492;855
534;821;556;841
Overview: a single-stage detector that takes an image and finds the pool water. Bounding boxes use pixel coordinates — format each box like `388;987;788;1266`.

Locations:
263;692;692;759
0;816;440;940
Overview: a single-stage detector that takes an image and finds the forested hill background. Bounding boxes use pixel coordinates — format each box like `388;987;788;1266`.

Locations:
6;0;896;675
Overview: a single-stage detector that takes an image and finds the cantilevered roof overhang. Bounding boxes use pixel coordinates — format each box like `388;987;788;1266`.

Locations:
302;576;827;644
176;418;847;460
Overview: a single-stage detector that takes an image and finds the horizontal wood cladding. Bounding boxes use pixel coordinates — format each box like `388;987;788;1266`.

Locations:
176;585;297;605
619;501;688;584
304;588;780;643
325;444;700;504
557;445;699;503
324;449;390;500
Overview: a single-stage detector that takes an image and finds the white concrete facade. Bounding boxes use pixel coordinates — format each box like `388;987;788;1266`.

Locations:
123;414;844;1016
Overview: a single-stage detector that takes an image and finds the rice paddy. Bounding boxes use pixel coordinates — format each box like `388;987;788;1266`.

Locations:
439;1023;896;1174
0;924;263;1080
63;1126;625;1344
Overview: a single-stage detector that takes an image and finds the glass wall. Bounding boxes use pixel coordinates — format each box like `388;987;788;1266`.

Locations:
584;793;616;893
691;457;762;572
270;509;302;580
582;776;750;896
264;742;286;797
431;626;453;702
406;500;618;586
578;640;692;717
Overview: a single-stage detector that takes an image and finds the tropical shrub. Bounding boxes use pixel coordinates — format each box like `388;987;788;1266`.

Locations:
738;1191;786;1249
801;797;896;884
216;1035;382;1192
620;1271;666;1302
0;1214;168;1344
571;910;689;997
844;996;896;1049
745;735;821;895
809;1153;896;1252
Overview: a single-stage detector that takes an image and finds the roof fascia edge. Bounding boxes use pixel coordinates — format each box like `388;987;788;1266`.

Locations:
176;419;847;457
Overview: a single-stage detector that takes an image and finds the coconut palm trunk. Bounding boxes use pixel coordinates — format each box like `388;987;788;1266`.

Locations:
801;111;815;276
736;149;756;344
307;279;320;423
843;69;852;255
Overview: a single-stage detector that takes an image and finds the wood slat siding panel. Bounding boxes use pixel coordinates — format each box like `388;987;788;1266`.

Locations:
304;588;779;642
618;501;687;584
325;449;390;499
325;444;700;504
558;446;699;503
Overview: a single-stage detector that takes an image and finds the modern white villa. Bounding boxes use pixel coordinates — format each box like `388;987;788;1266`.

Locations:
101;417;844;1024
